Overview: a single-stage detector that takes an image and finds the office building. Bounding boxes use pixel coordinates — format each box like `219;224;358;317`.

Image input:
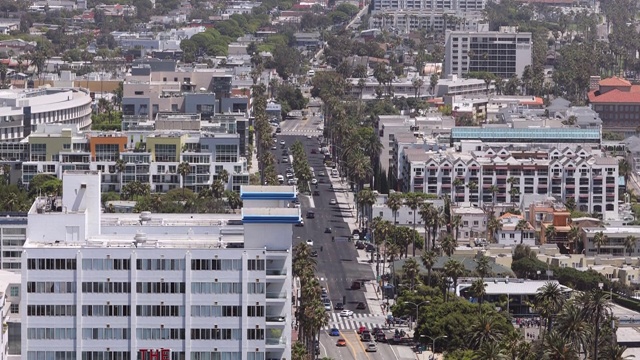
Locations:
22;172;298;360
368;10;485;33
0;87;92;142
444;27;532;79
588;77;640;135
399;146;619;220
371;0;485;11
21;124;249;193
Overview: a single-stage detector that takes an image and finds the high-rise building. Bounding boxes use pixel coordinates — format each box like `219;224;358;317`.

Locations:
444;27;532;79
22;171;298;360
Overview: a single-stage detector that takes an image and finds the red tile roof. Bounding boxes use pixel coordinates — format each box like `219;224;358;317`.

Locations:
588;86;640;104
599;77;631;87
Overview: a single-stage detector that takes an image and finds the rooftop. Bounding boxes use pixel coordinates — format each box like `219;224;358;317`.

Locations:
460;280;572;296
451;127;601;140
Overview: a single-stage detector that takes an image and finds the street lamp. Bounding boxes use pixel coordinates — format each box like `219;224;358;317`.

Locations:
421;335;448;358
404;301;429;330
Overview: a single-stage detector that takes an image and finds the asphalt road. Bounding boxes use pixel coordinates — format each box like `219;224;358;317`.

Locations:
271;134;372;311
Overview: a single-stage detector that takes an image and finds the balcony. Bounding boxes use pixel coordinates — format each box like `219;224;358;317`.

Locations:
266;291;288;299
266;316;286;324
266;336;287;346
266;269;287;276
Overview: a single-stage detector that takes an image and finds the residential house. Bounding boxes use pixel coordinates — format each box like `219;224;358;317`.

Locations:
495;213;536;246
452;205;487;245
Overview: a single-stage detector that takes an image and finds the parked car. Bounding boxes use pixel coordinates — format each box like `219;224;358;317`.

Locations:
356;302;367;310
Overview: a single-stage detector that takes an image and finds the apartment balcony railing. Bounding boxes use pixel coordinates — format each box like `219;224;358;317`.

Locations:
266;337;287;346
266;292;287;299
266;269;287;276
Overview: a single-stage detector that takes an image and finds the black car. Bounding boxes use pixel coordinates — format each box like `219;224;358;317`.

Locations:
355;241;366;250
312;190;320;196
334;302;344;310
324;227;332;233
356;302;367;310
310;250;318;257
307;210;315;218
365;244;376;253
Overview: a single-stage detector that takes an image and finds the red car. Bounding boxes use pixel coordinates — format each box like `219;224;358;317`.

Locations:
357;326;367;334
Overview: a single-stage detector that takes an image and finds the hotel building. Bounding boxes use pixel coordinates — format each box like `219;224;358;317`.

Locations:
21;171;298;360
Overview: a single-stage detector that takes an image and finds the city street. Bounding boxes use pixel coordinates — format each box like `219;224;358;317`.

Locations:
271;131;416;360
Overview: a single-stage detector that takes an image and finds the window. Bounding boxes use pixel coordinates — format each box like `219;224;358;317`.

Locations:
247;329;264;340
10;303;18;313
191;282;241;294
215;144;238;163
83;328;131;340
248;259;265;271
10;286;18;296
137;282;185;293
27;258;76;270
247;282;265;294
136;258;185;270
247;306;264;317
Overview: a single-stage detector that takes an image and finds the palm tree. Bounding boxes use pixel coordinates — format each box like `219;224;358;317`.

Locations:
488;184;499;206
401;258;420;290
545;225;557;244
443;258;465;297
451;214;462;243
218;168;230;184
404;192;424;257
211;180;225;198
224;190;242;210
555;302;590;358
419;203;434;250
600;344;635;360
593;231;608;255
470;313;504;349
535;282;566;333
473;342;506;360
453;177;464;204
475;255;491;278
567;225;581;254
469;278;487;312
356;189;377;229
420;250;436;287
177;161;191;197
386;193;404;226
543;330;579;360
371;217;392;279
487;216;502;243
441;234;457;257
115;158;126;191
578;288;612;360
625;235;637;257
515;219;529;244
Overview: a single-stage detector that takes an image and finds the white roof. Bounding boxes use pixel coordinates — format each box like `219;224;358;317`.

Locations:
461;280;571;296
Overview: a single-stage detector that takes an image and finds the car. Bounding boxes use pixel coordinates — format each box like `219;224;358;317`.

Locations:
356;302;367;310
295;219;304;227
336;339;347;347
318;171;325;176
306;239;313;246
329;328;340;336
355;241;366;250
280;140;286;145
312;190;320;196
324;227;332;233
282;157;289;163
324;302;332;311
321;287;328;296
311;178;318;185
350;281;362;290
270;145;277;150
329;199;337;205
339;310;354;317
306;210;315;218
310;250;318;257
287;179;295;185
366;342;377;352
376;333;386;342
311;148;317;154
334;302;344;310
307;135;313;139
317;125;324;130
357;326;367;334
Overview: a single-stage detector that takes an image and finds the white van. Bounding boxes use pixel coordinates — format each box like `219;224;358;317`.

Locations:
277;175;284;184
307;70;316;77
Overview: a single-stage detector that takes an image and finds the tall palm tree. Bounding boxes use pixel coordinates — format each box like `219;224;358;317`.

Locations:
567;225;581;254
177;161;191;197
487;216;502;243
543;330;579;360
453;177;464;204
535;282;566;333
419;203;434;251
356;189;377;229
593;231;608;255
488;184;499;206
441;234;457;257
404;192;424;257
401;258;420;290
515;219;529;244
470;313;504;349
115;158;126;191
625;235;637;257
578;288;612;360
475;255;491;278
371;217;392;279
555;301;590;358
473;342;506;360
469;278;487;312
443;258;465;297
600;344;635;360
386;193;404;226
420;250;436;287
545;225;557;244
451;214;462;243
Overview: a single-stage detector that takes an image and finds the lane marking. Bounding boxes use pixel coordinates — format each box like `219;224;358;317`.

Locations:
341;331;360;360
354;330;373;360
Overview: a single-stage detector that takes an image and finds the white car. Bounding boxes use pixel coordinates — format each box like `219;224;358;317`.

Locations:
306;239;314;246
317;125;324;131
340;310;354;317
330;199;337;205
307;135;313;139
311;178;318;185
280;140;286;145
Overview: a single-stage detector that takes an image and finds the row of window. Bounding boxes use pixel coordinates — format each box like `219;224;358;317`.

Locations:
82;328;130;340
82;305;131;317
191;259;242;271
27;328;76;340
27;305;76;316
27;282;76;293
27;259;76;270
81;352;130;360
28;352;259;360
27;352;76;360
82;282;131;293
136;259;186;270
191;282;241;294
82;259;131;270
28;305;265;317
136;328;185;340
190;328;242;340
137;282;185;294
247;259;265;270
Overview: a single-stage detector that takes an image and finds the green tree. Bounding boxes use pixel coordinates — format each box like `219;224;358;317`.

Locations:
177;161;191;198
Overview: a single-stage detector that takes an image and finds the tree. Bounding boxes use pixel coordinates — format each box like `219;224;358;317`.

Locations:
515;219;529;245
568;226;581;254
545;225;557;244
578;288;612;359
470;313;505;349
625;235;637;257
211;180;225;198
386;193;404;226
177;161;191;198
224;190;242;210
535;282;566;333
441;234;457;257
401;258;421;291
115;158;126;190
543;330;579;360
404;192;424;256
469;278;487;312
475;255;491;279
444;258;465;298
593;231;607;255
421;250;437;287
273;46;302;80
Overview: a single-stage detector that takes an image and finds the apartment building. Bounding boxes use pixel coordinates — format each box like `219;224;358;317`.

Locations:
0;87;92;143
122;60;250;121
371;193;444;226
528;200;573;251
399;146;620;220
588;77;640;135
451;205;487;244
371;0;485;11
21;124;249;193
347;77;430;100
436;74;493;97
22;172;298;360
0;214;27;272
581;226;640;257
368;10;485;33
444;27;532;79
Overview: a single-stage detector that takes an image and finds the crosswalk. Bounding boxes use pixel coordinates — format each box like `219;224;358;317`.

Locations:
322;312;386;331
280;129;323;135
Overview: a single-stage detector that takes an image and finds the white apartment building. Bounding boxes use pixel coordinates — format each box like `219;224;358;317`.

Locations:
451;205;486;244
495;213;535;247
371;193;444;226
0;214;27;272
347;77;430;100
444;27;532;79
0;270;21;359
369;10;485;33
400;146;620;220
22;172;298;360
0;87;92;142
371;0;485;11
436;74;493;97
581;226;640;257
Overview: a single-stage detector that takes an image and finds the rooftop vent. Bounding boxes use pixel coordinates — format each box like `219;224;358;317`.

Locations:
134;232;148;243
140;211;152;222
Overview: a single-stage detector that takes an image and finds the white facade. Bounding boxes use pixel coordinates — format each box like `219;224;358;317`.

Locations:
0;215;27;272
371;0;485;11
22;172;298;360
495;213;535;247
347;77;430;100
371;193;444;226
400;146;620;220
444;28;532;79
451;206;487;244
369;10;485;33
0;88;92;142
